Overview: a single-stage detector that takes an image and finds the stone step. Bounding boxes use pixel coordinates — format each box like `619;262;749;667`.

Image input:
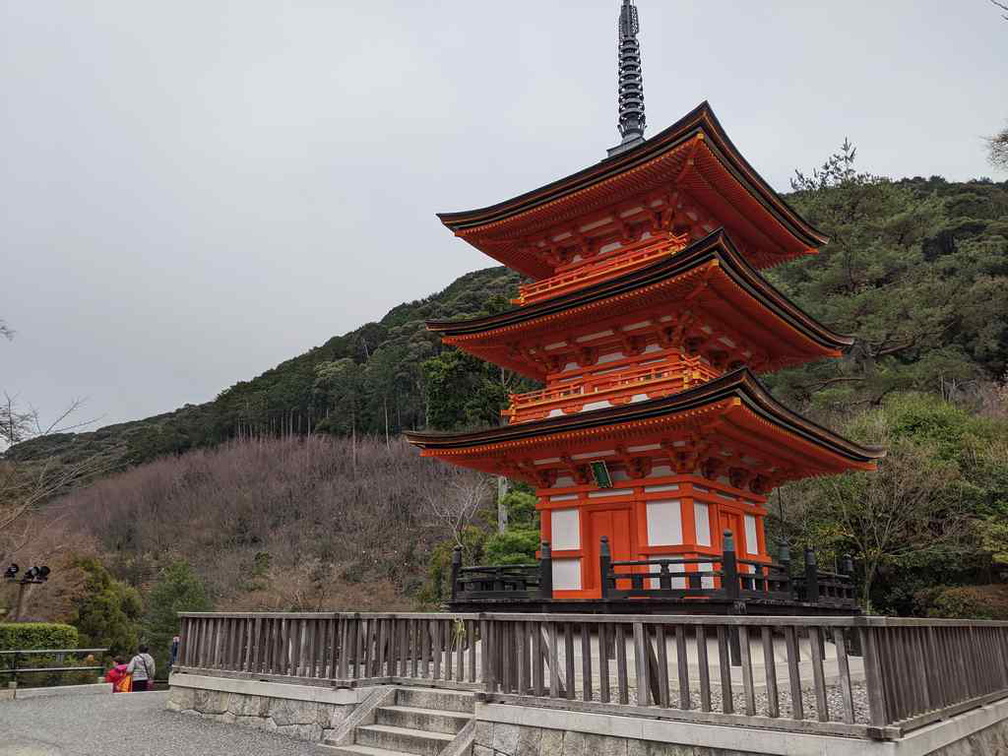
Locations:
355;724;454;756
317;744;417;756
375;705;470;735
393;686;475;714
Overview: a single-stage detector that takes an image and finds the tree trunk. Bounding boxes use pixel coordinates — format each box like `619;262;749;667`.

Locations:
383;397;390;449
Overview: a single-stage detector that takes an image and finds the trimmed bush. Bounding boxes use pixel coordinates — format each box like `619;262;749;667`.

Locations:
0;623;78;651
915;585;1008;620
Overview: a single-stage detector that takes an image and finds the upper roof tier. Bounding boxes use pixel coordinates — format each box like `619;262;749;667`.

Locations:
437;102;827;279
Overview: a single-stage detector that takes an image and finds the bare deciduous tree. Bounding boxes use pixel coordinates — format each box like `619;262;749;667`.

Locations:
0;453;107;565
784;439;969;612
992;0;1008;20
1;394;97;448
420;463;494;560
1;326;105;565
990;125;1008;171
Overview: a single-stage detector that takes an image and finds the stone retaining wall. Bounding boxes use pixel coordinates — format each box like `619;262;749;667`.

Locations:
167;674;363;742
474;718;1008;756
474;721;759;756
927;714;1008;756
476;698;1008;756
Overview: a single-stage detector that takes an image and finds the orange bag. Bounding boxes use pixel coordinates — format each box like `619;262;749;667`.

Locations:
115;673;132;693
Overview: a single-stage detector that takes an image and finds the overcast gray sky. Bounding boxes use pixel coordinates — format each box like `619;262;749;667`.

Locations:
1;1;1005;432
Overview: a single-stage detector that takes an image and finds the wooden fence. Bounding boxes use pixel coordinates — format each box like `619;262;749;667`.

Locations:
175;612;1008;741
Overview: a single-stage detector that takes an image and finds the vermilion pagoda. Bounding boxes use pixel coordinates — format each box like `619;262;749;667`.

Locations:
407;2;881;601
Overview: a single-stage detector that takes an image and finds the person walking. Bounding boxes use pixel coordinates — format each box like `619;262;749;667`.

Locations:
127;645;155;691
105;658;131;692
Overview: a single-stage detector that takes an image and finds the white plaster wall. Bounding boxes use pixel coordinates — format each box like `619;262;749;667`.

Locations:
646;500;683;546
694;502;711;546
551;509;580;550
552;559;582;591
744;514;759;555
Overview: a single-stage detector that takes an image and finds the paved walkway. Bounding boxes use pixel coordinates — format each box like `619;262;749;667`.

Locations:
0;692;316;756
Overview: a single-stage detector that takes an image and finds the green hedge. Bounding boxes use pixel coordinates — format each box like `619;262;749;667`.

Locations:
0;623;79;651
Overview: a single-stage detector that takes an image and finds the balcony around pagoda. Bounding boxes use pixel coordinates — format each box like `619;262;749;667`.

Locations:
427;231;853;382
512;231;690;306
502;354;720;424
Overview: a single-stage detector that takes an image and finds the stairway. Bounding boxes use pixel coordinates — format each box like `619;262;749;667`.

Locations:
321;687;475;756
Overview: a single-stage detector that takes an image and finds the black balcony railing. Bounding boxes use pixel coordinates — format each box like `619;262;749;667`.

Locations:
450;532;857;609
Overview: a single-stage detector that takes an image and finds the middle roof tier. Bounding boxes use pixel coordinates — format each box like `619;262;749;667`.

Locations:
427;229;852;382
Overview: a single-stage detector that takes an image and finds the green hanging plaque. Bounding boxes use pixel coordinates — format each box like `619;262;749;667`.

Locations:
591;460;613;489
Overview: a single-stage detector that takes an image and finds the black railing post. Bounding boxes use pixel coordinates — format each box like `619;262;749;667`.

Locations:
539;541;553;599
779;540;792;596
450;546;462;602
804;546;819;604
841;553;855;604
723;530;742;666
659;561;672;591
722;530;739;601
599;536;612;599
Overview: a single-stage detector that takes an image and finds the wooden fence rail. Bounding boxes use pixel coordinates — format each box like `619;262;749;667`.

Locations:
175;612;1008;741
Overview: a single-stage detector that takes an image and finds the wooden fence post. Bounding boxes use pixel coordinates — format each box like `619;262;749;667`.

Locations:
450;547;462;602
804;547;819;604
599;537;612;600
479;615;494;693
539;541;553;600
859;622;888;728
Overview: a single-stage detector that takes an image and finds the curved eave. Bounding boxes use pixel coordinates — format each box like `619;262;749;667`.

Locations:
437;101;826;252
405;368;883;468
426;230;852;361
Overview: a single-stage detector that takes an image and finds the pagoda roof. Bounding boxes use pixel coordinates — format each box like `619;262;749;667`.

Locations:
437;102;827;277
426;230;852;380
405;368;884;482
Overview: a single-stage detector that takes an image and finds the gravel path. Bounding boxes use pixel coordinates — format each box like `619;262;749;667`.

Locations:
0;692;317;756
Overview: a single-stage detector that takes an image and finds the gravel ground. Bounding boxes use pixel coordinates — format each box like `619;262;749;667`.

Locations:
0;692;317;756
545;675;870;723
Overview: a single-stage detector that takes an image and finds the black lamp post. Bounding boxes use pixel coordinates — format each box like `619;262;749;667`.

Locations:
4;563;51;621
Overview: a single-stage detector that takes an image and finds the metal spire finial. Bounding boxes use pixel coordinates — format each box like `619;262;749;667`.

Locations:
608;0;646;157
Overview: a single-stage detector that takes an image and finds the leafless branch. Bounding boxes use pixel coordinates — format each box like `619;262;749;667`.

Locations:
0;394;107;565
992;0;1008;19
33;397;102;437
802;375;867;394
420;464;494;558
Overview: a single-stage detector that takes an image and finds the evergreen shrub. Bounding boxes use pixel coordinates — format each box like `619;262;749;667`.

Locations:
0;623;78;651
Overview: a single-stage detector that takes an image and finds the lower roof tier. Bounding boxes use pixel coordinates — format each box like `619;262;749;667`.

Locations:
405;369;884;494
427;230;852;381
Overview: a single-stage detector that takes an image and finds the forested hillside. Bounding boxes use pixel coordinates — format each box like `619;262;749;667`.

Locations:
3;158;1007;637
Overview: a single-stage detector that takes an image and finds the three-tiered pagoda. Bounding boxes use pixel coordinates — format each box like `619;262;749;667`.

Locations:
407;0;882;600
